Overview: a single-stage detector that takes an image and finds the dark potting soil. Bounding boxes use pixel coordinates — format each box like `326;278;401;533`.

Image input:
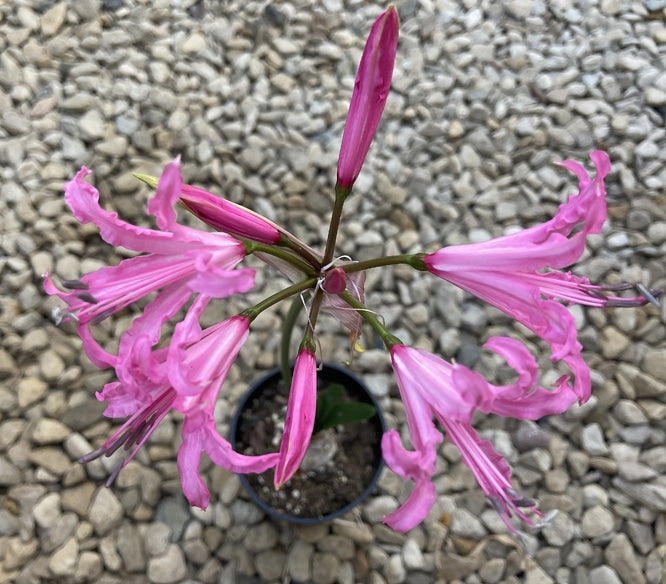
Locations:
234;374;382;519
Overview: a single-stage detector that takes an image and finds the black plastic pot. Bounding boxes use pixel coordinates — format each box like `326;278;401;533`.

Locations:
230;362;386;524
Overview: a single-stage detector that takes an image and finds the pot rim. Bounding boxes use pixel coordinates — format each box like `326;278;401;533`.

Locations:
230;361;386;525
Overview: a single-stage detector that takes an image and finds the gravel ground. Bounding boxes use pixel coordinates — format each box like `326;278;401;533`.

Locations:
1;1;666;583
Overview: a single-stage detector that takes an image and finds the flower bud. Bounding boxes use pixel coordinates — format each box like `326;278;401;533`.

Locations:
323;267;348;294
337;6;399;189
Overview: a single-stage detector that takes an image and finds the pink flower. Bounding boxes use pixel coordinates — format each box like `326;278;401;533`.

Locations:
81;305;278;508
44;161;255;366
337;6;399;189
424;151;614;403
274;348;318;488
382;339;575;532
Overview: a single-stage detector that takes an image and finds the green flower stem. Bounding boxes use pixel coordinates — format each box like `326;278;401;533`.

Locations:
341;253;428;274
305;287;325;336
279;292;311;387
242;278;317;322
243;241;318;277
322;184;350;267
339;291;402;350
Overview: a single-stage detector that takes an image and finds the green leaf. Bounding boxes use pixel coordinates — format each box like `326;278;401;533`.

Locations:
314;383;345;427
314;383;376;432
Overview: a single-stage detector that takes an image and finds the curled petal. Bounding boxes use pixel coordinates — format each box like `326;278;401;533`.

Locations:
482;337;538;394
78;323;117;369
381;430;438;532
115;284;196;386
96;381;146;418
64;167;180;254
148;158;182;230
177;408;277;509
382;475;436;532
425;151;610;272
381;429;437;481
178;416;210;508
204;420;279;474
179;411;279;509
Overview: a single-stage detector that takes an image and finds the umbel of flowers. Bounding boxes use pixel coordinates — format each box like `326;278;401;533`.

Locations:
45;6;661;533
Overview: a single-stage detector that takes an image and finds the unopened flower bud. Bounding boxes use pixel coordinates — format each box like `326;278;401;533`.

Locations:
323;267;348;294
337;6;399;190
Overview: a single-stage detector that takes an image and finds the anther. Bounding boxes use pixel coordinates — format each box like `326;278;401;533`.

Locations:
62;279;89;290
91;309;113;325
78;448;105;465
488;495;507;516
76;291;99;304
506;487;537;508
598;283;635;292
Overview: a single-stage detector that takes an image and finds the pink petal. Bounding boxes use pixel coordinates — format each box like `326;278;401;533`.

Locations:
381;429;438;482
96;381;147;418
425;150;610;273
451;338;579;418
115;283;196;386
64;167;181;254
382;475;436;532
168;315;250;400
147;158;182;230
391;344;487;424
203;420;279;474
177;416;210;508
187;262;255;298
78;323;117;369
179;410;279;508
380;430;438;532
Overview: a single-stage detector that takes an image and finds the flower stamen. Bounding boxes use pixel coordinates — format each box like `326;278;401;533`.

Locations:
581;281;663;308
79;388;177;485
76;291;99;304
62;279;89;290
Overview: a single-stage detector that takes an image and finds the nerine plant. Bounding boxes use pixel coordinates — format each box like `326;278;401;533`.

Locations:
45;6;661;533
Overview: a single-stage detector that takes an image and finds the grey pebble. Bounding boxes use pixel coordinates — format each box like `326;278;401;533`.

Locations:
581;505;615;539
589;565;622;584
147;544;187;584
89;488;124;535
581;423;610;456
